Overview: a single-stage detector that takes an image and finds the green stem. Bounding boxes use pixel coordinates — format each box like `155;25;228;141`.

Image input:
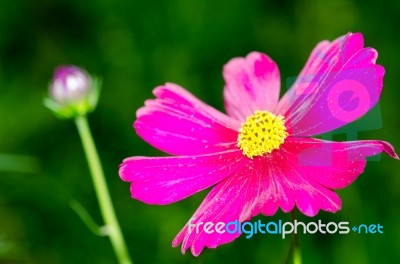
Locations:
293;243;301;264
75;115;133;264
290;211;302;264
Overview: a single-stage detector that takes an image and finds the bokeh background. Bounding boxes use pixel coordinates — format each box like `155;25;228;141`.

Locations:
0;0;399;263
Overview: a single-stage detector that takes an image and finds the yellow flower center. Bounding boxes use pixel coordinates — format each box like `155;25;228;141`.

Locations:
237;110;288;159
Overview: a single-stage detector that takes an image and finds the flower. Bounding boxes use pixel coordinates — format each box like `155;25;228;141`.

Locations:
45;65;100;119
119;32;398;256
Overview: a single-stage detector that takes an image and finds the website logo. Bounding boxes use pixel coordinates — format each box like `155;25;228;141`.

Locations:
188;219;383;239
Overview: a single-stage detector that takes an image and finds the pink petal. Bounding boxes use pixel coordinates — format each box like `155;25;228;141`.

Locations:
277;32;384;136
270;136;398;216
135;83;240;155
261;164;296;215
294;186;341;217
264;145;339;216
119;148;246;204
282;137;398;189
172;159;266;256
223;52;280;121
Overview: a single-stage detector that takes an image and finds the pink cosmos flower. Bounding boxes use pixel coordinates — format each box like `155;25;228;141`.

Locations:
119;32;398;256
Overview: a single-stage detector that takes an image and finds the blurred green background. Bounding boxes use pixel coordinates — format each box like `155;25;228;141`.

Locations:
0;0;399;263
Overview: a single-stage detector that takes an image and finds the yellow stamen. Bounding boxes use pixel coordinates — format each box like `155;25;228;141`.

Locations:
237;110;288;159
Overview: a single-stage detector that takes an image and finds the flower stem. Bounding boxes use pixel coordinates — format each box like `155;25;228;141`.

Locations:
290;210;302;264
75;115;133;264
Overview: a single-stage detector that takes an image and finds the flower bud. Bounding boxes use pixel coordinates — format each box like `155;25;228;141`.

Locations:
45;65;100;119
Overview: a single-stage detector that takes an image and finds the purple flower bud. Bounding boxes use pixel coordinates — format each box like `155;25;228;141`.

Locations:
45;65;100;119
50;66;92;104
